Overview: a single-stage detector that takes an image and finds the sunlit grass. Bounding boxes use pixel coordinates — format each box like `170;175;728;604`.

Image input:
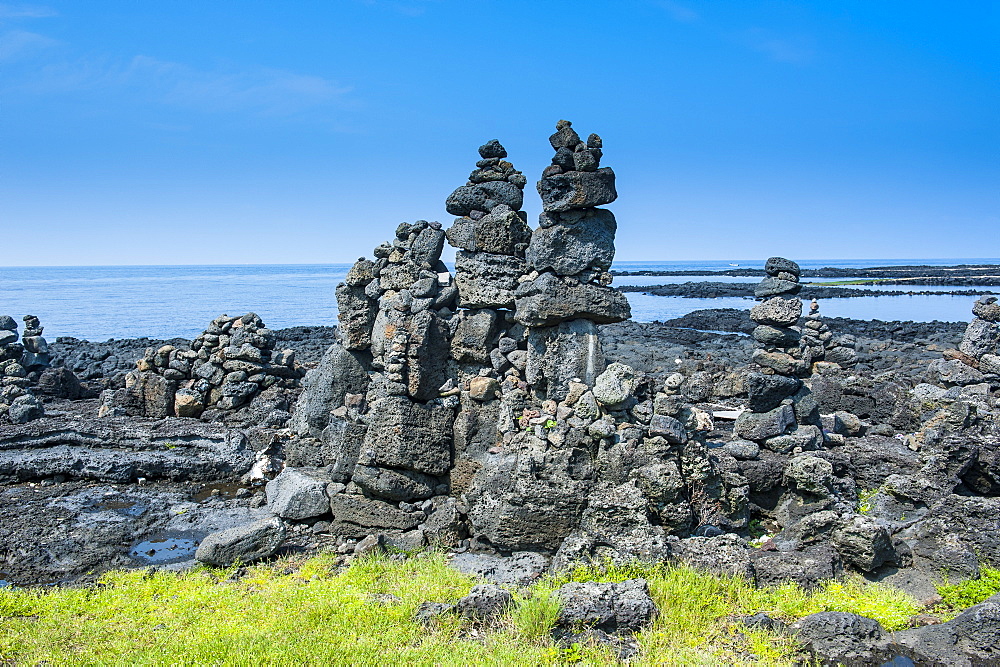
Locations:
0;551;935;665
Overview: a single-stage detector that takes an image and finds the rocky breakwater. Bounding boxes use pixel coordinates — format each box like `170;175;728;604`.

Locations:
733;257;824;454
0;315;45;424
100;313;301;421
927;295;1000;387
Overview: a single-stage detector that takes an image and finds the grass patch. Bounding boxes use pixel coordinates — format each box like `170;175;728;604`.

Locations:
935;566;1000;619
1;552;932;665
809;279;890;286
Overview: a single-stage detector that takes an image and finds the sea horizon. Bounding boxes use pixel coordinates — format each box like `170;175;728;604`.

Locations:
4;259;995;342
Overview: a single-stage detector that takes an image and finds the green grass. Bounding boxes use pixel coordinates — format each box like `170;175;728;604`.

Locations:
808;279;890;286
0;552;931;666
935;566;1000;619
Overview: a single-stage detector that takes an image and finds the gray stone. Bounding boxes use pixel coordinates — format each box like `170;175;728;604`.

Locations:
446;181;524;216
745;372;801;412
750;296;802;327
455;584;513;622
791;612;890;666
453;251;524;309
8;394;43;424
266;467;331;520
754;277;801;298
466;445;592;551
891;596;1000;666
592;362;638;408
448;552;551;587
409;226;445;266
352;464;437;502
360;396;454;476
445;205;531;256
972;296;1000;323
537;167;617;213
336;283;376;351
763;425;822;453
0;315;16;331
556;579;657;634
831;514;894;572
291;342;371;438
525;208;617;276
195;516;286;566
784;455;834;497
764;257;801;277
721;439;760;460
525;319;606;401
732;404;795;441
647;414;687;444
959;318;1000;358
328;494;423;537
515;272;630;327
752;325;801;348
450;309;500;364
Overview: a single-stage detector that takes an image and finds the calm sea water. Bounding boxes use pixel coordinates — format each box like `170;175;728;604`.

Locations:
2;259;997;341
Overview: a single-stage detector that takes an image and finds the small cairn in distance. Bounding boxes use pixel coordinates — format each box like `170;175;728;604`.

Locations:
733;257;824;454
0;315;44;424
802;300;858;371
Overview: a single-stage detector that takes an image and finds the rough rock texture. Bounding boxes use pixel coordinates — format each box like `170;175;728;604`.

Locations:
194;516;286;566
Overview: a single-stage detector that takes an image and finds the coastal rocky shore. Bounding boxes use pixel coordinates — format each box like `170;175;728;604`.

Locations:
3;124;1000;665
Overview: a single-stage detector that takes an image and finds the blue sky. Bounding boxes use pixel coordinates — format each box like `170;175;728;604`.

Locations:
1;0;997;265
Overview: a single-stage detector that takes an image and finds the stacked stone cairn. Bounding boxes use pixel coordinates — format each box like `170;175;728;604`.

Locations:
930;295;1000;386
101;313;300;419
0;315;44;423
19;315;51;379
734;257;824;453
515;120;631;401
282;123;747;563
801;300;858;371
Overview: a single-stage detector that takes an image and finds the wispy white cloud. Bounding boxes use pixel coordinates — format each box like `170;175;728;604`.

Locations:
19;55;353;116
0;28;56;60
743;28;815;64
124;56;353;115
0;3;57;19
652;0;699;23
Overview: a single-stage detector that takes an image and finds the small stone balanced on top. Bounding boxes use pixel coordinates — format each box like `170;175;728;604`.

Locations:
734;257;823;453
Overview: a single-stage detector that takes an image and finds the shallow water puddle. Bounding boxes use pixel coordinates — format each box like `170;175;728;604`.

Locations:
129;534;199;564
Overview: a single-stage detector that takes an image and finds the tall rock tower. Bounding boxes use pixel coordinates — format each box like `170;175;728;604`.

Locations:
514;120;630;400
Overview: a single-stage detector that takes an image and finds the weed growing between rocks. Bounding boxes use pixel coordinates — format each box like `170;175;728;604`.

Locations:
0;551;941;665
934;565;1000;619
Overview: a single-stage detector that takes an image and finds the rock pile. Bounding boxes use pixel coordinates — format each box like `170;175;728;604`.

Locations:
19;315;51;378
101;313;300;419
734;258;824;453
801;300;858;370
929;295;1000;386
0;315;44;423
516;120;630;401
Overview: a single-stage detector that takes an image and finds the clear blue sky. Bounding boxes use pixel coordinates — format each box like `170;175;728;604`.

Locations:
1;0;997;266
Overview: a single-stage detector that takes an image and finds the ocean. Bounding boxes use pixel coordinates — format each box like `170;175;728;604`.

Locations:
2;259;997;341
